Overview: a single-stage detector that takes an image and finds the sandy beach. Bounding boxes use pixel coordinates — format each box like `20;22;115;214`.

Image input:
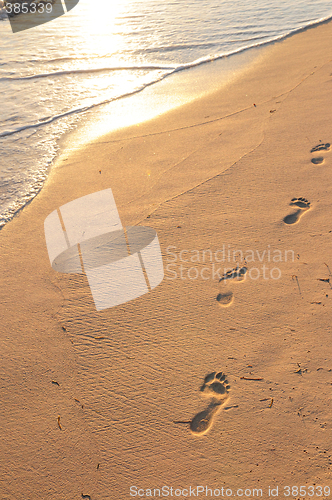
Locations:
1;18;332;500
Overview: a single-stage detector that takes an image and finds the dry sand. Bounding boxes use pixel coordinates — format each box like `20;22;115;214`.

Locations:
1;19;332;500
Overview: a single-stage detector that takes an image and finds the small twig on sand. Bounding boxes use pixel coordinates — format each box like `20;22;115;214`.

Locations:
240;377;263;381
317;277;332;289
173;420;191;424
292;275;302;295
57;416;62;430
324;263;332;276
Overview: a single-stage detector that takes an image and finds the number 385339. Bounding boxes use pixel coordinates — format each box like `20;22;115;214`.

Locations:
284;486;330;497
5;2;53;14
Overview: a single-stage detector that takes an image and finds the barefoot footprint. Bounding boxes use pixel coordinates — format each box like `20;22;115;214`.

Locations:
311;142;330;164
217;266;247;307
190;372;230;436
283;197;311;225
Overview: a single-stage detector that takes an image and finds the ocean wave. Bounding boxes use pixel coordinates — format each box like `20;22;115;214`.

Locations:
136;42;219;54
0;73;174;138
1;10;332;141
3;11;331;83
0;64;174;81
171;11;332;71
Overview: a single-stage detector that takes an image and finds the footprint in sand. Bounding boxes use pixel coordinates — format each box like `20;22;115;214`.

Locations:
283;197;311;225
216;265;247;307
190;371;230;436
311;142;330;165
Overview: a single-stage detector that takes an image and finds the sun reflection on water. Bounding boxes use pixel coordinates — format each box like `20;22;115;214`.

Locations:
64;0;130;60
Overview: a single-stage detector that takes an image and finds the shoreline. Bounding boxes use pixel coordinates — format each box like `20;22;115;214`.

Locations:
2;8;332;230
2;18;332;500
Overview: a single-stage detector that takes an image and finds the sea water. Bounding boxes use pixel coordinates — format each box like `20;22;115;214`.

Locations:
0;0;331;228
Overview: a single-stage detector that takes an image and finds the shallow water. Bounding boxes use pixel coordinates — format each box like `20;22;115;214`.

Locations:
0;0;331;227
